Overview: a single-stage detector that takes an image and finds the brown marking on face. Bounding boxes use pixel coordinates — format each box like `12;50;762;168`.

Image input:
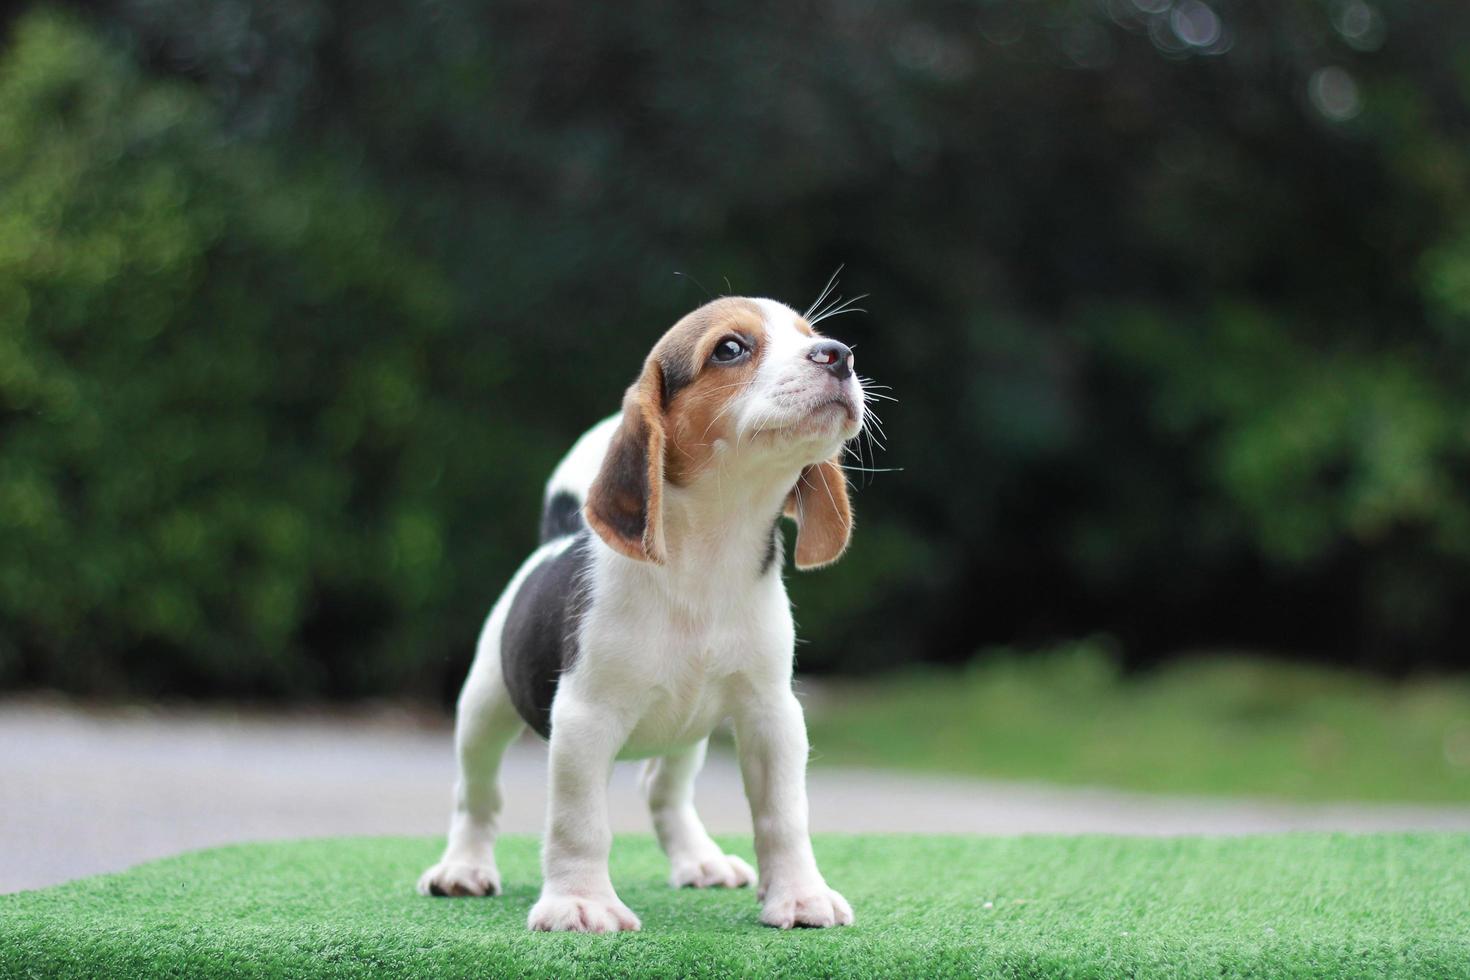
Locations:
652;298;769;485
585;297;774;561
586;296;858;566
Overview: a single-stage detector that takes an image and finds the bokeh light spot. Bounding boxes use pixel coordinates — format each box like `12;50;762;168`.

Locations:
1170;1;1222;48
1309;66;1361;122
1334;0;1386;52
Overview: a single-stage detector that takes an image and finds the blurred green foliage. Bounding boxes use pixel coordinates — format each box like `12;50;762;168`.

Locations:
2;2;1470;698
0;11;460;694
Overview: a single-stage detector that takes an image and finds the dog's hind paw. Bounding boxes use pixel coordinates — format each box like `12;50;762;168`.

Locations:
670;852;756;889
417;860;501;897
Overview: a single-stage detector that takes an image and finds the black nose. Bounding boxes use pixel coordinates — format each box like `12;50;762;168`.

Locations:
807;340;853;380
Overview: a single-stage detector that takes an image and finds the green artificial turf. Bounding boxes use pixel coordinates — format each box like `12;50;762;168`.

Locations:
3;834;1467;978
803;644;1470;802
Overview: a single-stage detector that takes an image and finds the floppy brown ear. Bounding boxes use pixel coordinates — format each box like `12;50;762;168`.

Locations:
784;456;852;570
585;363;667;563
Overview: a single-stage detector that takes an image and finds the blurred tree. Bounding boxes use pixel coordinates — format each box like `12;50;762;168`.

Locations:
3;0;1470;698
0;9;471;695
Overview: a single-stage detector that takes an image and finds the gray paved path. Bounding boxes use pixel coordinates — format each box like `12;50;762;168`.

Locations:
4;699;1469;893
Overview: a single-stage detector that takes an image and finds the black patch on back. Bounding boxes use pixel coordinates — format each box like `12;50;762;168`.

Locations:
759;515;783;577
539;490;584;544
501;531;592;739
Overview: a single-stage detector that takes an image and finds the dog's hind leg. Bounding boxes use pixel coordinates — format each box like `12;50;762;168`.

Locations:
641;738;755;889
418;625;525;897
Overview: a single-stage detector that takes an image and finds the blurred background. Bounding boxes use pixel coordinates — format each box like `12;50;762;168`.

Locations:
3;0;1469;883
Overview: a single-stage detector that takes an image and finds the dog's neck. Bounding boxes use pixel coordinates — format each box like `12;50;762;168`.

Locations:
653;453;804;593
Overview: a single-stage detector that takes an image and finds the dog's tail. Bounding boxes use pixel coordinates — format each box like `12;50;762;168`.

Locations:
539;414;620;544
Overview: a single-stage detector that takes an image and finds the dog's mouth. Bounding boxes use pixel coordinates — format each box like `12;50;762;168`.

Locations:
812;394;858;421
752;394;860;441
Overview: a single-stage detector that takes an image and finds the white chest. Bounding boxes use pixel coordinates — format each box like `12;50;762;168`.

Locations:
570;562;794;759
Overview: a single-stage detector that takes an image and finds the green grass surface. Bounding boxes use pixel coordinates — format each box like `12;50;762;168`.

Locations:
3;834;1468;978
804;645;1470;802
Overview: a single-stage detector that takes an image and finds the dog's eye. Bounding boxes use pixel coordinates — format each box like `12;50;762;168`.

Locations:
710;337;748;363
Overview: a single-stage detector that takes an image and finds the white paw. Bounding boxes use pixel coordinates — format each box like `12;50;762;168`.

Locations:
417;859;501;897
527;892;642;933
760;882;854;929
671;852;756;889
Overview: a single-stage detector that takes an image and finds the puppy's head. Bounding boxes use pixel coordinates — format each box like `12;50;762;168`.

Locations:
586;296;864;570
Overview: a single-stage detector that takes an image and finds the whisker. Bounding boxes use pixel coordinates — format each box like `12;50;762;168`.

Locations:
701;378;762;443
843;438;877;486
738;402;776;451
810;293;847;323
861;405;889;450
811;293;870;324
818;462;843;519
810;291;848;322
703;387;752;440
674;270;713;300
811;304;869;326
805;265;844;320
702;379;759;396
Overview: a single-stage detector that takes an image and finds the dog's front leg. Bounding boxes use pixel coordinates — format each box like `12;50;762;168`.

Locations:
527;696;641;933
733;689;853;929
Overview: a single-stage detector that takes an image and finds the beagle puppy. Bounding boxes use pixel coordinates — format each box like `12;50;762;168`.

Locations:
418;296;864;932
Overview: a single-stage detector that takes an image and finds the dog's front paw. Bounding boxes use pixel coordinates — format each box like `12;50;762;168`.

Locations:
417;859;501;897
760;881;854;929
528;892;642;933
671;852;756;889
